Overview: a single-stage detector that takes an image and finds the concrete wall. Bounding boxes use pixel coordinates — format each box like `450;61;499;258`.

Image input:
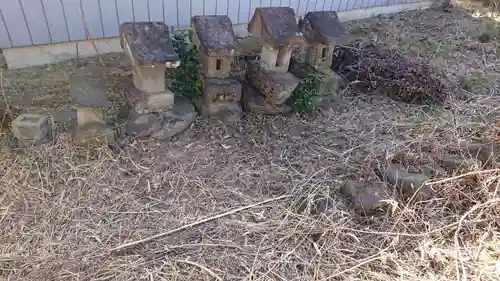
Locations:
0;0;420;49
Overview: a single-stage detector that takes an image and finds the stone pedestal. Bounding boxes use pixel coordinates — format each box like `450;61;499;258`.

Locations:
197;73;243;122
241;82;292;115
133;90;175;114
70;68;115;147
246;60;300;105
126;96;197;140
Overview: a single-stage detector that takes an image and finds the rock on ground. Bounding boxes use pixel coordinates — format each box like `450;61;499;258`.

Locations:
441;153;481;173
127;96;197;140
241;83;293;115
73;122;115;147
12;113;52;145
340;181;392;216
386;164;433;200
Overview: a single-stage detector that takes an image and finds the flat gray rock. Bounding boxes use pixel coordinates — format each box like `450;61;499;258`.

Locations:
70;68;109;108
126;96;196;140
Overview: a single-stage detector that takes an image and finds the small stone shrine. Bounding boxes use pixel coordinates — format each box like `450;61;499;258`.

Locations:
243;7;303;113
290;11;346;98
70;68;115;146
190;15;243;122
121;22;196;140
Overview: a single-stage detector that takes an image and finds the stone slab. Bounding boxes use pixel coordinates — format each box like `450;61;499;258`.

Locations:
341;181;392;216
70;68;109;108
12;114;52;144
241;82;293;115
126;96;196;140
246;60;300;105
120;22;179;66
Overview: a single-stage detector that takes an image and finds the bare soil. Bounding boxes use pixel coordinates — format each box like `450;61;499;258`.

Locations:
1;8;500;281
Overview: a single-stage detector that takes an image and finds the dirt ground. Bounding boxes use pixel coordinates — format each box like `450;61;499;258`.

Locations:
1;8;500;281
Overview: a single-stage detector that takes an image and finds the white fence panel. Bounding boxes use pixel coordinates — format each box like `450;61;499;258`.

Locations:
0;0;423;49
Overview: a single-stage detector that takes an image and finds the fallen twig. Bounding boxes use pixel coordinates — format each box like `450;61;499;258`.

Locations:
426;168;500;185
81;11;104;67
0;68;13;120
109;195;290;253
176;259;223;281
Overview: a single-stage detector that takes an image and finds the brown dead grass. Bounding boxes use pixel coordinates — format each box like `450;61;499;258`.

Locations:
1;8;500;281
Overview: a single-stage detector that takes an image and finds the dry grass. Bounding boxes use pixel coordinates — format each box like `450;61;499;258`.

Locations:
1;8;500;281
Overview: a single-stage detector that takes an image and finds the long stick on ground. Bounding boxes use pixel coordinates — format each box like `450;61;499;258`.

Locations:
109;195;290;253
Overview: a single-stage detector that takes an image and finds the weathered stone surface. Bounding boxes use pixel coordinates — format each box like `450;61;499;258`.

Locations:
289;57;346;96
190;15;237;57
386;164;433;200
132;65;167;94
151;96;197;140
300;11;345;44
305;43;335;71
12;114;52;145
300;11;345;71
195;99;243;122
126;96;196;140
120;22;179;67
134;91;175;114
77;107;106;127
441;154;480;173
50;109;77;132
241;83;293;115
260;44;293;74
199;74;242;103
70;68;109;108
246;60;300;105
73;122;115;147
341;181;391;216
235;36;263;56
198;52;233;78
248;7;304;48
